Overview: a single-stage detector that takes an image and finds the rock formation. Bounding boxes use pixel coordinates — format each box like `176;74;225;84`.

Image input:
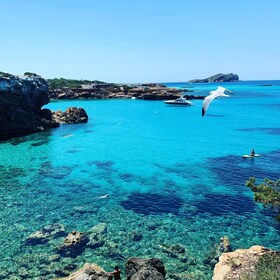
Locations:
0;72;59;139
52;107;88;124
188;73;239;83
48;83;204;100
126;258;166;280
57;231;89;258
56;258;166;280
56;263;110;280
26;224;65;245
213;245;280;280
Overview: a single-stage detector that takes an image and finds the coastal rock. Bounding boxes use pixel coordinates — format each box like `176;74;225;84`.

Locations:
205;236;232;268
213;245;279;280
47;81;203;100
188;73;239;83
26;224;65;245
56;263;110;280
52;107;88;124
126;257;166;280
57;231;89;257
0;71;59;139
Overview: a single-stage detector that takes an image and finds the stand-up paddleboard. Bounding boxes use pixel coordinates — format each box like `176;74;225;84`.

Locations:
242;154;261;158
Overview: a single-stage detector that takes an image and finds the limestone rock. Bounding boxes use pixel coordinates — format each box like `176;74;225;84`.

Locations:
0;72;59;140
213;245;278;280
126;257;166;280
55;263;110;280
52;107;88;124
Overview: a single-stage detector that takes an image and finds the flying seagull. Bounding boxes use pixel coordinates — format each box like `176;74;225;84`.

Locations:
202;86;233;117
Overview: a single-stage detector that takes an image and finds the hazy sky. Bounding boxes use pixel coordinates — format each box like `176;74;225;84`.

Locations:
1;0;279;82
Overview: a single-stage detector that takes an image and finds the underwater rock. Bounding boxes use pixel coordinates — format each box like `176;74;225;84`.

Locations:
204;236;232;268
57;231;89;257
157;244;187;260
126;257;166;280
25;224;65;245
129;230;143;242
52;107;88;124
213;245;279;280
88;223;108;236
87;223;107;249
219;236;231;253
56;263;110;280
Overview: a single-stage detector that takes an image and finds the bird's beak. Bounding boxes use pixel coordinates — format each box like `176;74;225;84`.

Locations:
226;89;233;95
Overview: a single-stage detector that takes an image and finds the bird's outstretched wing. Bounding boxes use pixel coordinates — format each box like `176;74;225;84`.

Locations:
203;87;233;117
202;93;219;116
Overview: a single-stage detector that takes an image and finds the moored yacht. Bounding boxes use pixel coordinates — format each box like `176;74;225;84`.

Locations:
164;96;193;106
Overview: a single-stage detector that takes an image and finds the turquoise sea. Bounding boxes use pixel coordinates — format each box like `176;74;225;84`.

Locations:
0;81;280;279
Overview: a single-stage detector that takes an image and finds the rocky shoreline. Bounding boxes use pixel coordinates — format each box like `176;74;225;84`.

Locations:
23;221;280;280
48;83;204;101
0;71;204;140
0;72;89;140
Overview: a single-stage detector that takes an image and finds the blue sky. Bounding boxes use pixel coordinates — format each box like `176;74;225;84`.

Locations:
1;0;279;82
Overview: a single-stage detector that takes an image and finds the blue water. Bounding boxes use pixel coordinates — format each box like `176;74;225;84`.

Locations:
0;81;280;279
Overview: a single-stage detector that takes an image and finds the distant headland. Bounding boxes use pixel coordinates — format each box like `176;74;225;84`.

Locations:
188;73;239;83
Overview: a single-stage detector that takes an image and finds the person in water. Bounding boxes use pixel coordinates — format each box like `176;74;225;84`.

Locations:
109;266;121;280
250;149;255;156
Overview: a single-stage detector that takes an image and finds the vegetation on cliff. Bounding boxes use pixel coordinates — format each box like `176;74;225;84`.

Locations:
254;252;280;280
246;177;280;221
48;78;107;89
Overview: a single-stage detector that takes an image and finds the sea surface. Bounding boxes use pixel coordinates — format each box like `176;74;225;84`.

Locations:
0;81;280;279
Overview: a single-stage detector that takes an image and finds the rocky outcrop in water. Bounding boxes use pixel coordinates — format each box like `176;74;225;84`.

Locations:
57;231;89;258
213;245;279;280
126;258;166;280
188;73;239;83
52;107;89;124
26;224;66;245
56;263;110;280
0;72;59;139
57;258;166;280
205;236;232;268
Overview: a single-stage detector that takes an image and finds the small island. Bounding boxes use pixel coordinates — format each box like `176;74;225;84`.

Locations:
188;73;239;83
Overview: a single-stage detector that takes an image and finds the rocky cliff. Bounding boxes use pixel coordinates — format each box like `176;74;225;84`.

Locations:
0;72;59;140
188;73;239;83
213;245;280;280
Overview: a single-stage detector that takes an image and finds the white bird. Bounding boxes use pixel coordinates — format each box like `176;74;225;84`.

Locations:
202;86;233;117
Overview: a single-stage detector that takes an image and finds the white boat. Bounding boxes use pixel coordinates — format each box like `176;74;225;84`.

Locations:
164;96;193;106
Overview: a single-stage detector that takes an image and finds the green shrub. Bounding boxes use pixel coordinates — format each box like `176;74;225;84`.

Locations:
255;252;280;280
246;177;280;221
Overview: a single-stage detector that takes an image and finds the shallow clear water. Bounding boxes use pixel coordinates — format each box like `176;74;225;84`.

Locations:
0;81;280;279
